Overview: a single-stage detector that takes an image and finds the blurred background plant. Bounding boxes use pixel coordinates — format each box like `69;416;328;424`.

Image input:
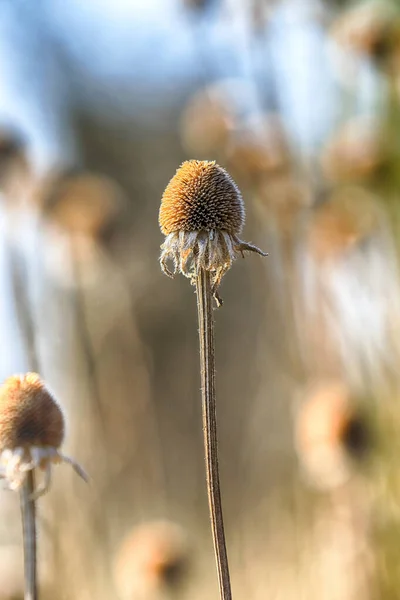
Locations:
1;0;400;598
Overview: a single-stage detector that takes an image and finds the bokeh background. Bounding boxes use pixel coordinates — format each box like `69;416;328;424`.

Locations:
1;0;400;598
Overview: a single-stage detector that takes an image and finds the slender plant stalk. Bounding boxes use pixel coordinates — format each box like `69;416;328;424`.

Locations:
20;471;37;600
69;236;107;434
196;267;232;600
6;231;40;600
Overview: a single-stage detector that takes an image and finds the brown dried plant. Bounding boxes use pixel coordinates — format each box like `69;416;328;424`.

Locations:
0;373;88;600
113;520;188;599
159;159;266;599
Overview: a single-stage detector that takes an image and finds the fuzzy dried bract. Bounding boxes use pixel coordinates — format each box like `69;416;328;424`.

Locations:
159;160;266;302
0;373;87;497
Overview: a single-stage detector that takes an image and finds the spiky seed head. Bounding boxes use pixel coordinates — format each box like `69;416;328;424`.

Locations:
159;160;245;236
0;373;64;451
159;160;267;304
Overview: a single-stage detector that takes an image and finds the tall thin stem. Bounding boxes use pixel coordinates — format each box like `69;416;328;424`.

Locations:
20;471;37;600
196;267;232;600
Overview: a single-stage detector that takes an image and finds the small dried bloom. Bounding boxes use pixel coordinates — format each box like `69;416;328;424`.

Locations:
331;0;400;63
321;117;384;183
226;114;290;182
180;87;235;157
159;160;266;303
307;187;379;263
295;382;370;489
40;171;123;240
0;373;87;498
113;521;189;599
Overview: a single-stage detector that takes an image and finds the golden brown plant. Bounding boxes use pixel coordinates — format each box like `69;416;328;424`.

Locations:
306;187;380;263
159;159;266;600
0;373;87;496
113;521;188;599
321;117;385;184
225;115;290;184
159;159;266;304
331;0;400;63
40;171;124;241
180;89;234;157
0;373;87;600
295;381;370;489
255;174;312;240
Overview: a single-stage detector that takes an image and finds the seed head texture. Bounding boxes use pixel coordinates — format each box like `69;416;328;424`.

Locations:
0;373;64;451
0;373;87;496
159;160;266;302
159;160;244;236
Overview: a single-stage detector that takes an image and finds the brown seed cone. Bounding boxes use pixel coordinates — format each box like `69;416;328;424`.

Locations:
0;373;64;451
159;160;266;303
159;160;244;236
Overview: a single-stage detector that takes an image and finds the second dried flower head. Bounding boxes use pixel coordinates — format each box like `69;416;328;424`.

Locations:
0;373;87;497
159;159;266;303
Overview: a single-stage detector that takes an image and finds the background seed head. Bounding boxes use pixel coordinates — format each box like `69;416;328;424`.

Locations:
159;160;245;236
0;373;65;451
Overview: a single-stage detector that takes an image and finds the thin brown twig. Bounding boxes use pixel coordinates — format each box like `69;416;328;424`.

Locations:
20;471;38;600
196;267;232;600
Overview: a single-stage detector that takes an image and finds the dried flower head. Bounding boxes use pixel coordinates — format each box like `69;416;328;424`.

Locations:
159;160;266;303
180;87;235;157
39;169;123;240
255;174;312;239
321;117;384;183
331;0;400;63
295;382;370;489
226;114;290;182
307;187;379;263
113;521;188;599
0;373;87;498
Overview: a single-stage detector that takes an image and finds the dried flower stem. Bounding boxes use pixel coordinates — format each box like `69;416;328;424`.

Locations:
7;238;40;600
69;237;106;435
20;471;37;600
196;267;231;600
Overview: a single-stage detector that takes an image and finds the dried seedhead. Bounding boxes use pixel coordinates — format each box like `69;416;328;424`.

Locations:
113;521;189;599
307;187;380;263
331;0;400;63
226;114;290;183
0;373;87;498
40;170;123;240
321;117;384;183
180;87;235;157
295;381;371;489
159;160;266;303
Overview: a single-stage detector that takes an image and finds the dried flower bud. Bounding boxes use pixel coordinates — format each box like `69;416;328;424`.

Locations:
113;521;189;599
40;170;123;240
159;160;266;303
0;373;87;497
295;381;370;489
